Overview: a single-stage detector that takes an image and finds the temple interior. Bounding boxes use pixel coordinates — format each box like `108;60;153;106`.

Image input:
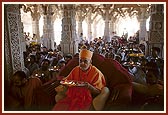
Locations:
3;3;165;112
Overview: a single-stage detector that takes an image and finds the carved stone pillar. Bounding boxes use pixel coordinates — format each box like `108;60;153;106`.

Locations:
137;7;149;43
77;10;84;38
42;5;55;49
139;18;147;41
31;5;41;43
87;11;92;43
114;18;119;35
109;16;116;38
148;4;164;57
93;20;97;38
103;7;111;42
60;4;78;55
43;15;49;48
78;21;83;38
4;4;25;79
104;18;110;42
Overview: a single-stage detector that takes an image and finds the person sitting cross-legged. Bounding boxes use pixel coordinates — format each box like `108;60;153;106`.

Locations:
52;49;110;111
6;71;42;110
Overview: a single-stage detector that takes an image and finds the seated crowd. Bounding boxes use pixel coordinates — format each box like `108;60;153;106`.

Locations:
4;36;164;111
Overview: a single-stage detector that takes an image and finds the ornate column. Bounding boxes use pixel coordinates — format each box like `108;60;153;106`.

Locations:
137;6;150;43
98;5;113;42
4;4;25;79
93;20;98;38
104;15;110;42
31;5;41;43
148;4;164;57
87;10;92;43
42;5;55;49
93;17;102;38
76;10;84;39
115;18;120;36
109;16;117;38
42;15;49;48
78;21;83;38
86;9;98;43
60;4;78;55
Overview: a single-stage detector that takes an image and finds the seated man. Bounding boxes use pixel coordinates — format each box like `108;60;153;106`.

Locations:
52;49;110;111
6;71;42;110
35;46;132;111
132;68;164;110
32;59;52;84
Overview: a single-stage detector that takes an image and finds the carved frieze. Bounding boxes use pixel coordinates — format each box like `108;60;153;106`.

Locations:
4;18;13;79
6;5;22;73
149;31;164;43
148;4;164;57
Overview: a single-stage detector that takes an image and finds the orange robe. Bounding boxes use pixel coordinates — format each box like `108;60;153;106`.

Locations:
8;77;42;110
52;65;106;111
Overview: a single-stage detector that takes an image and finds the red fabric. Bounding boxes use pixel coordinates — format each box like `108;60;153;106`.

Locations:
52;87;92;111
52;65;106;111
59;56;79;77
65;66;106;90
99;58;132;88
91;55;133;110
52;54;132;110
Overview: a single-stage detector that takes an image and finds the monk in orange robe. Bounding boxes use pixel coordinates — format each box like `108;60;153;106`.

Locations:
52;49;108;111
6;71;42;110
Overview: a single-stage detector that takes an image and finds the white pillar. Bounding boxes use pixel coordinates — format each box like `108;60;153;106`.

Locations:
139;18;147;42
93;21;97;39
78;21;83;37
104;19;110;42
31;5;41;43
137;7;149;43
61;4;78;55
87;11;92;43
42;6;55;49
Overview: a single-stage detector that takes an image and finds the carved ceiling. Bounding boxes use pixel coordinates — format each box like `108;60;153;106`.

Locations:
20;4;151;22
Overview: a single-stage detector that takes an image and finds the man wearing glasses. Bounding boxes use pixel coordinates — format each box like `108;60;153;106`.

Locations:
52;49;109;111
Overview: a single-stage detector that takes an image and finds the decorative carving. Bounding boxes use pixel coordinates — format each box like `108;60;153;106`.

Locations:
64;11;68;17
149;31;163;42
155;22;162;30
64;25;69;31
7;6;22;72
148;4;164;58
151;13;164;21
156;4;163;12
6;4;19;13
4;19;13;78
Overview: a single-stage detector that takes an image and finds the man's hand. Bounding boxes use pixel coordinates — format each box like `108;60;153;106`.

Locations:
83;82;91;89
83;82;100;95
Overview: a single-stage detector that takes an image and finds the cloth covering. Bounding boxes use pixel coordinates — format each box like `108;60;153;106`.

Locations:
52;87;92;111
52;65;106;111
